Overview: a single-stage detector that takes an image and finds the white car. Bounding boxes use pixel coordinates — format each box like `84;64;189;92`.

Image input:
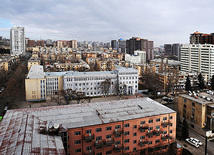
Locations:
189;137;202;146
186;138;199;148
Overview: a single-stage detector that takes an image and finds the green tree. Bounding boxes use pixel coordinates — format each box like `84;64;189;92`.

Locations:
198;73;205;89
182;119;189;139
185;75;191;91
211;75;214;90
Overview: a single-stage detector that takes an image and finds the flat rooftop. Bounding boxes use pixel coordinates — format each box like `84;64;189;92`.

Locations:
4;98;175;130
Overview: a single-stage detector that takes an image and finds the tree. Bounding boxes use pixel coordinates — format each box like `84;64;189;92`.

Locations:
100;78;111;97
198;73;205;89
211;75;214;90
63;89;76;104
182;119;189;140
185;75;191;91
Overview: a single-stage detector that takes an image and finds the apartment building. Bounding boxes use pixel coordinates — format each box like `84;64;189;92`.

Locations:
0;55;20;71
125;50;146;64
25;65;138;101
181;44;214;79
27;57;41;71
178;92;214;137
10;26;25;56
0;98;179;154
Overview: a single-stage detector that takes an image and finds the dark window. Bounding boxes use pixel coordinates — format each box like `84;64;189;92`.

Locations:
106;151;111;154
140;136;145;139
156;125;160;129
96;153;102;155
163;117;167;120
192;102;195;107
124;139;129;143
191;124;194;128
115;125;121;129
96;128;102;132
106;126;112;131
86;146;92;151
149;127;153;130
133;125;137;129
170;116;173;119
124;123;129;127
75;148;81;153
184;104;186;108
164;131;167;134
133;132;137;136
115;141;121;145
85;140;92;143
74;131;81;135
85;130;91;134
184;99;187;103
156;118;160;122
141;121;145;124
124;131;129;135
133;147;136;151
155;139;160;143
115;134;121;138
75;140;81;144
124;147;129;150
96;136;102;141
133;140;137;144
148;141;152;145
106;135;111;139
149;119;153;123
170;130;172;133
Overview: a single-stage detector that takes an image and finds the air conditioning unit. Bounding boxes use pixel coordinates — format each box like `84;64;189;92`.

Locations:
96;140;98;143
115;145;118;148
140;124;142;127
89;133;91;136
109;138;111;141
163;120;165;123
140;139;142;142
89;150;92;153
115;129;118;131
148;130;150;133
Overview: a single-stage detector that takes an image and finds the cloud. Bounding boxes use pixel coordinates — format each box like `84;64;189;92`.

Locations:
0;0;214;46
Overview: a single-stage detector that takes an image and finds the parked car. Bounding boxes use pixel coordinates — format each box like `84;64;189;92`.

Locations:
186;138;199;148
189;137;202;145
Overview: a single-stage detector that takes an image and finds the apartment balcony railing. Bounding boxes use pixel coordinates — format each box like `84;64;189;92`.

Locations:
113;129;123;135
139;139;149;147
139;124;149;131
94;140;105;147
84;133;94;141
105;138;115;145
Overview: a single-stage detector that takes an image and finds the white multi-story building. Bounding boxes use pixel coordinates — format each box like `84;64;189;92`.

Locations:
181;44;214;79
125;50;146;64
10;26;25;56
25;65;138;101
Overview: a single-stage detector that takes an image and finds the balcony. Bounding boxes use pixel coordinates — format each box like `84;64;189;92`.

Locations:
114;129;123;135
161;135;173;140
139;125;149;131
105;138;114;145
84;133;94;141
94;140;104;148
139;140;149;146
161;121;172;127
146;131;153;137
84;151;95;155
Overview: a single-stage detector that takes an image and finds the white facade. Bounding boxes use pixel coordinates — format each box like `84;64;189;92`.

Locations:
10;26;25;56
181;44;214;79
63;66;139;96
125;50;146;64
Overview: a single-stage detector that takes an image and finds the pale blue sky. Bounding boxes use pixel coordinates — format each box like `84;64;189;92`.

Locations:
0;0;214;46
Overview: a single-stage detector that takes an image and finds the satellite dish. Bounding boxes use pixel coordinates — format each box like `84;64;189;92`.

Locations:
48;121;53;129
54;123;60;129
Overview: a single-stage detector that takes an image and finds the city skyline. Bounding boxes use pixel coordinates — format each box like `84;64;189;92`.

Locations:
1;0;214;46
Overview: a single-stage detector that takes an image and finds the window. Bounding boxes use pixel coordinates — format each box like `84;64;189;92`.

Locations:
133;140;137;144
140;136;145;139
74;131;81;135
96;128;102;132
156;118;160;122
149;127;153;130
133;147;136;151
115;134;121;138
124;123;129;127
169;130;172;133
163;131;167;134
148;141;152;145
96;153;102;155
124;147;129;150
184;104;186;108
75;148;81;153
106;126;112;131
170;116;173;119
86;146;92;151
96;136;102;141
192;102;195;107
115;125;121;129
184;99;187;103
106;151;112;154
163;117;167;120
124;139;129;143
85;130;91;134
106;135;111;139
149;119;153;123
141;121;145;124
133;125;137;129
156;126;160;129
133;132;137;136
155;139;160;143
115;141;121;145
124;131;129;135
75;140;81;144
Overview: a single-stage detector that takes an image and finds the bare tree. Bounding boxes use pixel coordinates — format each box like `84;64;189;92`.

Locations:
63;89;76;104
100;78;111;97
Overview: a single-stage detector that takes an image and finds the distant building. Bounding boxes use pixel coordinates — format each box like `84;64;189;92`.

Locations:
36;40;44;47
27;40;35;47
164;44;172;55
126;37;154;61
190;31;214;44
181;44;214;79
125;50;146;64
10;26;25;56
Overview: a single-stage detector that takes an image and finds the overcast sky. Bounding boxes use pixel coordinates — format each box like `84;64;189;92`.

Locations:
0;0;214;46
